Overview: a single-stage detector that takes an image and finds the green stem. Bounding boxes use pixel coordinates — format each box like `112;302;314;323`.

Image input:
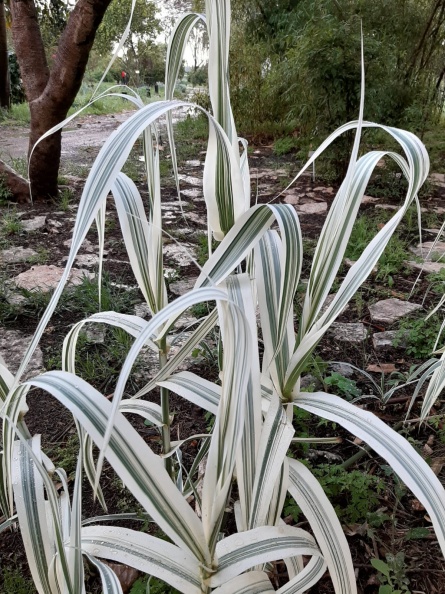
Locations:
159;337;173;479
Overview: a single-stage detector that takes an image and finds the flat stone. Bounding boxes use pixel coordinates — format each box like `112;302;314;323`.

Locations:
0;247;38;264
329;323;367;343
84;326;105;344
283;193;299;205
13;265;94;292
180;188;204;200
375;204;398;211
330;362;355;377
63;238;95;253
169;277;198;296
406;260;445;274
369;298;421;325
163;243;198;267
74;254;100;267
21;216;47;232
361;195;379;204
344;258;378;273
134;303;151;318
410;242;445;261
319;294;349;317
430;173;445;184
178;174;202;187
372;330;408;350
0;328;44;380
296;202;328;215
184;160;201;167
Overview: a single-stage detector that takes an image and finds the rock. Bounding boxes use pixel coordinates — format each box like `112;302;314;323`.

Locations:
283;193;299;205
430;173;445;185
372;330;408;350
0;328;44;380
84;326;105;344
0;247;38;264
63;238;95;253
169;277;198;296
361;195;379;204
296;202;328;215
47;219;62;228
330;362;355;377
344;258;378;273
410;242;445;261
300;374;322;391
13;265;94;292
406;260;445;274
163;243;198;267
74;254;100;267
184;160;201;167
375;204;398;211
329;323;368;343
180;188;203;200
369;298;421;325
21;215;47;232
178;174;203;187
134;303;151;318
319;294;349;317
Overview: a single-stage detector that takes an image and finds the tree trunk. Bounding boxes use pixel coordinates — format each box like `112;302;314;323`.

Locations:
4;0;113;202
0;0;10;108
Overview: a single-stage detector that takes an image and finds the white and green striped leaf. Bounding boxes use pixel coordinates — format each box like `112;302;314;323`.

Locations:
294;391;445;559
210;571;275;594
24;371;211;565
82;526;202;594
287;457;356;594
210;525;321;587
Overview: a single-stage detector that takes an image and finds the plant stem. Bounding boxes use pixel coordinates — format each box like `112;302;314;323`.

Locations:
159;337;173;479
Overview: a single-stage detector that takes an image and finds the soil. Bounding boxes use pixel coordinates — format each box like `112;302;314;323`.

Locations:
1;111;445;593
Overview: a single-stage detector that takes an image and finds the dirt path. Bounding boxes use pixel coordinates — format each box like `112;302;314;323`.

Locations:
0;111;137;170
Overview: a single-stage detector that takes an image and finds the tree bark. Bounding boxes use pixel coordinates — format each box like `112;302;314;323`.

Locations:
6;0;113;201
0;0;10;108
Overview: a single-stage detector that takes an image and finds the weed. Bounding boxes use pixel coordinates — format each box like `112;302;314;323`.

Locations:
273;136;299;156
323;372;361;400
0;175;13;204
58;187;74;211
27;247;49;265
10;156;28;178
50;433;79;479
0;567;35;593
313;464;385;524
396;314;441;359
2;210;23;235
130;576;180;593
371;552;410;594
196;232;218;266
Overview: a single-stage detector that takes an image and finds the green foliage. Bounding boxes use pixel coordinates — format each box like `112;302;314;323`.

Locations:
8;54;25;105
0;175;12;204
130;576;180;593
396;314;441;359
346;213;409;285
273;136;299;156
1;567;35;594
1;210;23;235
323;372;361;400
313;464;385;524
371;552;410;594
94;0;160;56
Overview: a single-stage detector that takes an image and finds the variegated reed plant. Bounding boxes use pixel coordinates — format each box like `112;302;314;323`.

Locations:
2;1;445;593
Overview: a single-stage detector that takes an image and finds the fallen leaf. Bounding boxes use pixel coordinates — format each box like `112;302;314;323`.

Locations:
366;364;397;374
431;457;445;475
103;562;140;593
409;498;425;512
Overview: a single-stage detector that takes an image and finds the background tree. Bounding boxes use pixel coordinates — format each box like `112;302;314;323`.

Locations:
230;0;445;149
0;0;114;202
0;0;10;108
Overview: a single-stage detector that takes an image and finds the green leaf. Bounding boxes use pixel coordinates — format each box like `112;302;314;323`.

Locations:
371;558;391;578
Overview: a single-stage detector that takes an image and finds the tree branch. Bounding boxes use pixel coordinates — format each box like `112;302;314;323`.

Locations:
46;0;113;112
10;0;49;101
